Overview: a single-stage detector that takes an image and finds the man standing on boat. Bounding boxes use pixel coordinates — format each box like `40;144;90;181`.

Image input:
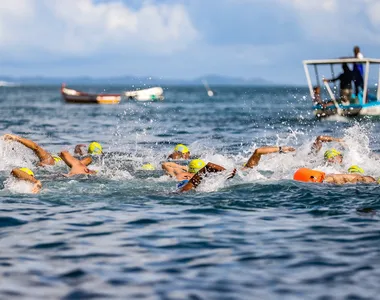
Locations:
353;45;364;96
323;63;354;105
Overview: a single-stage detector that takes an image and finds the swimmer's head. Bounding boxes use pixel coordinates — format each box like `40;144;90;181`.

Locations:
52;155;62;163
174;144;189;154
141;163;155;170
324;148;343;164
88;142;103;155
168;144;190;159
348;165;364;174
19;168;34;177
188;159;206;173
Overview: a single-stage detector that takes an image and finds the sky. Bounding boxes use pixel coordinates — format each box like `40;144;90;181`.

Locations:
1;0;380;84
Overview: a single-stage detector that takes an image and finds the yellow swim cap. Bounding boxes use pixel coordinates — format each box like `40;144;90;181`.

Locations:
174;144;189;154
141;163;155;170
52;155;62;163
188;159;206;173
88;142;103;155
348;165;364;174
324;148;342;160
19;168;34;177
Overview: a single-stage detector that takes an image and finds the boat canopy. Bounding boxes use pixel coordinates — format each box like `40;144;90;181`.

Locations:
303;58;380;65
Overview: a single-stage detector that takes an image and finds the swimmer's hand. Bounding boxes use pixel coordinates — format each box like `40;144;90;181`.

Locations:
32;180;42;194
86;168;97;175
226;168;237;180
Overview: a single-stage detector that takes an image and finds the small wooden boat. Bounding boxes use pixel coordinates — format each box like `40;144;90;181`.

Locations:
124;87;164;101
61;83;121;104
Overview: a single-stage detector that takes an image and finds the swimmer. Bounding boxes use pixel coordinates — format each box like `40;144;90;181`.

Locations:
10;168;42;193
3;134;92;167
179;162;236;192
3;134;56;166
164;145;295;177
310;135;344;155
162;158;205;181
168;144;190;160
307;135;345;164
294;168;376;185
323;148;343;164
59;151;96;177
243;146;296;169
74;142;103;156
162;158;236;192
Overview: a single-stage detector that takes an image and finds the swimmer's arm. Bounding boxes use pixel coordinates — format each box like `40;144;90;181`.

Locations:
162;162;177;177
205;163;237;180
324;174;350;184
179;165;211;192
59;151;79;168
66;167;96;177
362;176;377;183
80;156;92;166
324;174;374;184
180;162;236;192
3;134;54;165
11;169;42;193
59;151;96;176
205;162;225;172
244;146;295;168
311;136;344;153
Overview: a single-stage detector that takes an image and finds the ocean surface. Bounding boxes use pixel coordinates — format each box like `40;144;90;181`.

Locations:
1;85;380;299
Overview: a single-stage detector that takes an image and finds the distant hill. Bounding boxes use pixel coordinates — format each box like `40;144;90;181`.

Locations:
0;75;273;86
194;75;272;85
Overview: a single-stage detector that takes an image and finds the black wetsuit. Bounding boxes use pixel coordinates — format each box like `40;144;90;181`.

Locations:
332;71;354;90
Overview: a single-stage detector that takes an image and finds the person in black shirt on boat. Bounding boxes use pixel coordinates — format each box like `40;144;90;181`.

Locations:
323;63;354;105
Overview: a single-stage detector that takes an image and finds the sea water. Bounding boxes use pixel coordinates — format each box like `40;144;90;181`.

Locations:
0;85;380;299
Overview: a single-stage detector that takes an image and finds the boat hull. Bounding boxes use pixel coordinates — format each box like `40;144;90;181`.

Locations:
313;102;380;118
61;84;121;104
124;87;164;101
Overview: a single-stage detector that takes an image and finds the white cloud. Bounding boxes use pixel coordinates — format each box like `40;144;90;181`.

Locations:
365;0;380;26
282;0;380;44
0;0;199;59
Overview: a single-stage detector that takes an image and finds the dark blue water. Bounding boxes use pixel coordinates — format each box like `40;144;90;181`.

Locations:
1;85;380;299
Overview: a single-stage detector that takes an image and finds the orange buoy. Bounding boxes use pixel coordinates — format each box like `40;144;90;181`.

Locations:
293;168;325;183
